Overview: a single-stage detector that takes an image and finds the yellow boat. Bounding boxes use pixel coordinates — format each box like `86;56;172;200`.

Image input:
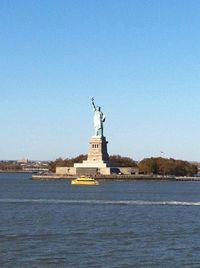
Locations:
71;176;99;185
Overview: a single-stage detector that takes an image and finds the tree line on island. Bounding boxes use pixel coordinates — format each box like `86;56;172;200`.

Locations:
49;155;198;176
139;157;197;176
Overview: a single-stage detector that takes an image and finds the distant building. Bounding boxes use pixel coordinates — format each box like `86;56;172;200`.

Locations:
17;158;28;164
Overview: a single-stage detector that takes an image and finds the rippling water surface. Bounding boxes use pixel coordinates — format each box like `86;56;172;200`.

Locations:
1;173;200;267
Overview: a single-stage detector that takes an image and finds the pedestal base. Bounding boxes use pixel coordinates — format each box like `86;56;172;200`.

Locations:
74;136;110;175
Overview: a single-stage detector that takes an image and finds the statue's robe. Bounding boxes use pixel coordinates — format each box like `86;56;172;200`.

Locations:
94;110;105;136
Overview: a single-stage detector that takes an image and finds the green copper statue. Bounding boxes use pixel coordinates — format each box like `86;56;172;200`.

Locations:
91;97;106;137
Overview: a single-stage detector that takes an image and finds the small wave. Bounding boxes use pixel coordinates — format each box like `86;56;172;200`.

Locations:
0;199;200;206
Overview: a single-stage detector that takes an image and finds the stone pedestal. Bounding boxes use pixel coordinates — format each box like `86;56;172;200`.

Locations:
74;136;111;175
87;136;109;162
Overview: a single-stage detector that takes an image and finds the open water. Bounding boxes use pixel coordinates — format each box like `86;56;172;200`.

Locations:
1;173;200;267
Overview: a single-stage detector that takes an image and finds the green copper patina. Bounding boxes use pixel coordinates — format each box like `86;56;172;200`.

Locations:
91;97;106;137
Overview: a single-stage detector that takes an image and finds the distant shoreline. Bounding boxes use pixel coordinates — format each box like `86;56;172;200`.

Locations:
0;170;33;173
31;174;200;181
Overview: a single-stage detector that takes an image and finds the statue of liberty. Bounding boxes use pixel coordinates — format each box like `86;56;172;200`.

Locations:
91;97;106;137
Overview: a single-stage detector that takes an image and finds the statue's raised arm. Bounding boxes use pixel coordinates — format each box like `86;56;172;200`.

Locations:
91;97;96;111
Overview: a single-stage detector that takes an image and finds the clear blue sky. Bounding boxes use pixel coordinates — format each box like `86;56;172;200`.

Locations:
1;0;200;161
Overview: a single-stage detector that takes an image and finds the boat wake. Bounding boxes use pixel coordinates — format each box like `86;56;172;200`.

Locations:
0;199;200;206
